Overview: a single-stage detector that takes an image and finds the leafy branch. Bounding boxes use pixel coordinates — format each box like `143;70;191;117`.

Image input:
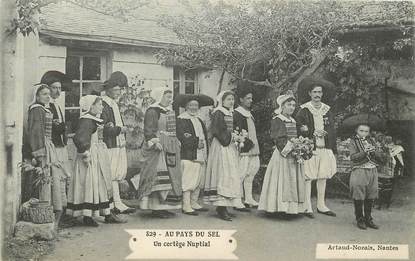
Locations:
8;0;153;36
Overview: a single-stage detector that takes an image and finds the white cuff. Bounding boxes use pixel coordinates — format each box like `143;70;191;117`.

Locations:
148;138;160;147
281;141;293;157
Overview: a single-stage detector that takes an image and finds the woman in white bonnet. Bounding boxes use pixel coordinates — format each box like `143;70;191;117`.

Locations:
137;87;182;218
67;95;126;226
24;84;68;230
258;91;307;216
203;90;244;221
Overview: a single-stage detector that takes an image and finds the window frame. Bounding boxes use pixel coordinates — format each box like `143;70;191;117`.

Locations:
65;50;109;133
173;67;199;95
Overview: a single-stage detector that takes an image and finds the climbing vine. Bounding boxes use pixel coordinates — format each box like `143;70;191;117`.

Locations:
8;0;42;36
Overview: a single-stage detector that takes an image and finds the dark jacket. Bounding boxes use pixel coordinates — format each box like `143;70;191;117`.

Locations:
176;117;208;160
348;136;388;167
143;107;163;141
73;118;98;153
270;117;291;153
233;109;254;153
49;103;67;147
210;110;232;147
26;105;47;158
295;107;337;154
101;100;124;149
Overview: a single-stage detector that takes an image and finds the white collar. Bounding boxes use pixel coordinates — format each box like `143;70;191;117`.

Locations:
29;103;52;113
149;102;171;112
390;145;404;156
102;95;116;105
300;101;330;116
213;106;233;116
274;113;296;123
80;113;103;123
235;106;253;118
178;111;201;120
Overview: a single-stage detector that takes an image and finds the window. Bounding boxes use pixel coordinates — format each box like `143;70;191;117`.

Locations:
173;67;198;97
65;51;108;133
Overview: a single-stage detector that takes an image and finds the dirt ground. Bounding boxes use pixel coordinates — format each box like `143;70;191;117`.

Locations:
6;177;415;261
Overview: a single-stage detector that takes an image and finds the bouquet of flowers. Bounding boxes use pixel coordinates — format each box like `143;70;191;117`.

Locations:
290;136;314;164
232;128;248;152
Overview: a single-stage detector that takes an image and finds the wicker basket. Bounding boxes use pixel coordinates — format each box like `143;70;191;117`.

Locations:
22;201;54;224
21;206;32;222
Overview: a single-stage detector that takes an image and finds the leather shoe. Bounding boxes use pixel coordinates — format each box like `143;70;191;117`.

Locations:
244;203;258;209
303;212;315;219
365;218;379;229
194;207;209;212
151;210;170;219
105;213;127;223
83;217;99;227
121;208;136;214
182;210;199;216
216;207;232;221
234;207;250;212
160;210;176;217
357;218;367;230
317;209;336;217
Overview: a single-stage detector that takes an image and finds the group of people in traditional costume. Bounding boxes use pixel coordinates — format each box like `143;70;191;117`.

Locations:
23;70;398;231
24;71;135;229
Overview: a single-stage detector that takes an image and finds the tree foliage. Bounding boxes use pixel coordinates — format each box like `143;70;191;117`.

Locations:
9;0;153;36
156;0;414;94
325;33;414;125
154;0;414;165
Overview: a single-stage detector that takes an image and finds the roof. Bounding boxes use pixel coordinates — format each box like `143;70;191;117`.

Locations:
39;1;183;47
341;1;414;28
388;79;415;96
39;1;414;47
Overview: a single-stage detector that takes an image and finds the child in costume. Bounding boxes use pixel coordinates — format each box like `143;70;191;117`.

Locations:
348;123;387;230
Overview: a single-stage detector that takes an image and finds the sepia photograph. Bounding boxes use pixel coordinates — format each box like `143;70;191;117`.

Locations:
0;0;414;260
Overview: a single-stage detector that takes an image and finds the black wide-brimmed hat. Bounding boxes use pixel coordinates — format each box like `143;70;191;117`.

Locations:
297;76;337;105
339;113;386;137
235;85;254;99
236;80;269;101
103;71;128;90
174;94;215;108
40;71;72;86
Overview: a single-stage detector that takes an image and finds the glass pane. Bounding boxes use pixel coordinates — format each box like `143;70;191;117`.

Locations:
185;70;195;80
82;82;104;95
185;82;195;94
82;56;101;80
65;109;80;134
173;67;180;81
173;81;180;96
65;82;81;107
65;56;80;80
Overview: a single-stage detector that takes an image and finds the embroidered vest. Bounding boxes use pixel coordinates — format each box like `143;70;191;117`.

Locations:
285;122;297;139
224;115;233;132
159;110;176;136
44;111;53;140
97;125;105;142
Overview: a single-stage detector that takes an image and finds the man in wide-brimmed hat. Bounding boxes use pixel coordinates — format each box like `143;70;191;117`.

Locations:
175;94;213;215
101;71;136;214
40;71;71;152
295;77;337;218
233;87;260;210
40;70;72;228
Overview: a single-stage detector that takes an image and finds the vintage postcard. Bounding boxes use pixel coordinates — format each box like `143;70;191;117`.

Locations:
0;0;414;260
